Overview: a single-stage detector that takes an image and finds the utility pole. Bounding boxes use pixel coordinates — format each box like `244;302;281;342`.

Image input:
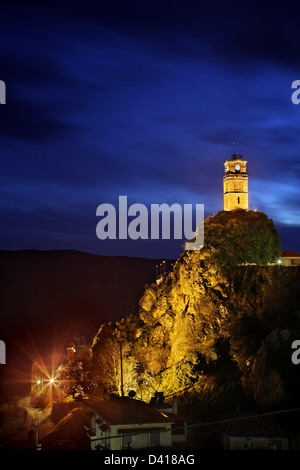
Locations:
35;424;39;450
119;342;124;397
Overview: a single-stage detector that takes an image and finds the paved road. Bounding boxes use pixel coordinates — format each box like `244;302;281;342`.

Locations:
18;396;54;438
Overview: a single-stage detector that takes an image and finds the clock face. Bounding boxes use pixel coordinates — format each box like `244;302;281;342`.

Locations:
235;165;240;171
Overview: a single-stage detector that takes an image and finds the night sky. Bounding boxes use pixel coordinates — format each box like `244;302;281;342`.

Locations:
1;0;300;259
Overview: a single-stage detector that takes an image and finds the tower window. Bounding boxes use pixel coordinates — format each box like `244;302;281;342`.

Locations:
238;197;240;204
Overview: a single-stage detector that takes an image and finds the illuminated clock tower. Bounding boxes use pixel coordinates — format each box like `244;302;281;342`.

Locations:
223;146;248;211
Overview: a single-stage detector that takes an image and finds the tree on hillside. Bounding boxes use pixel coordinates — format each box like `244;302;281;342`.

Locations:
57;359;96;398
203;210;281;268
92;334;139;396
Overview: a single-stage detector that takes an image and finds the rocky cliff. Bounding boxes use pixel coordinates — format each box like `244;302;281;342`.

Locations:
92;210;300;411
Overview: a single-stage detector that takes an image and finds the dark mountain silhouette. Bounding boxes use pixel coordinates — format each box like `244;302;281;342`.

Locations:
0;249;172;393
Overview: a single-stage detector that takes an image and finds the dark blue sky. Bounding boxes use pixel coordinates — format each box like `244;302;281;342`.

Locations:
1;0;300;258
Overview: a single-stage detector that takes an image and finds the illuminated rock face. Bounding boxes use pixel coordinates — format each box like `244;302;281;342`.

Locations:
93;210;298;408
137;244;230;367
223;154;248;211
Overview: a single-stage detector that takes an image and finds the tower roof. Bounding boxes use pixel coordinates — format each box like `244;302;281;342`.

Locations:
231;153;243;160
231;142;243;160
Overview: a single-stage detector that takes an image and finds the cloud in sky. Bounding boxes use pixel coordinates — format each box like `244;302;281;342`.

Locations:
0;1;299;257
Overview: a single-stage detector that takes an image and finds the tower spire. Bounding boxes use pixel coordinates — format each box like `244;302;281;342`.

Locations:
232;141;242;160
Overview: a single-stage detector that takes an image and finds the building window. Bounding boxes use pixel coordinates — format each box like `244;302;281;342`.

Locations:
291;258;300;266
237;196;240;204
171;422;182;436
243;439;253;450
150;430;160;446
122;434;132;448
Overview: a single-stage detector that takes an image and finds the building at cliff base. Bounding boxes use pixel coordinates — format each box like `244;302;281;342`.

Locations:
280;251;300;267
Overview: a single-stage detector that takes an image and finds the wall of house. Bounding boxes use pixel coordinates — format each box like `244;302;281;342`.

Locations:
91;422;173;450
111;424;173;450
171;422;188;443
282;257;300;267
224;435;289;450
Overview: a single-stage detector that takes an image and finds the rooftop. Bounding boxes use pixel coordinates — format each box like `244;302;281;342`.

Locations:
231;153;243;160
42;406;93;442
41;396;188;444
281;251;300;258
89;395;177;426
